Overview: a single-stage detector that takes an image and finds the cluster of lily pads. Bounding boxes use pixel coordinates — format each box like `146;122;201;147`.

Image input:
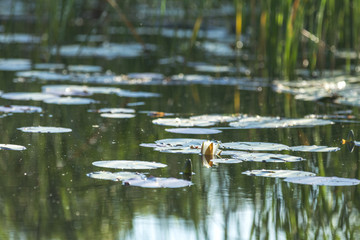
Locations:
140;137;360;186
273;75;360;107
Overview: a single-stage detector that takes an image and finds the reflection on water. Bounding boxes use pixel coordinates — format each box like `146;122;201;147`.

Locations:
1;1;360;239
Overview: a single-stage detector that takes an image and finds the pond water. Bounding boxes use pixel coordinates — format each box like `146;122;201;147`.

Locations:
1;1;360;240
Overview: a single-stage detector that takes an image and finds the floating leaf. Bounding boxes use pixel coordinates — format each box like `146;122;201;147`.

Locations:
127;102;145;107
229;116;333;129
43;97;98;105
157;147;201;154
210;158;243;164
289;145;340;152
0;33;41;44
153;118;215;127
1;92;59;101
0;58;31;71
100;113;135;119
124;176;192;188
0;105;42;113
86;171;145;181
222;142;289;151
127;72;164;81
242;169;316;178
227;152;304;163
284;176;360;186
95;108;135;114
68;65;102;72
154;138;205;148
0;144;26;151
42;85;122;96
34;63;65;70
54;43;155;59
16;71;71;81
92;160;167;170
18;126;72;133
189;114;240;123
165;128;222;134
116;89;160;98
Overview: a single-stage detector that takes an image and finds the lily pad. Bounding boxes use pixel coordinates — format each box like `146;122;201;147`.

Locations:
42;85;92;96
34;63;65;70
229;116;334;129
1;92;59;101
92;160;167;170
68;65;102;72
0;58;31;71
154;138;205;148
165;128;222;134
43;97;98;105
100;113;135;119
289;145;341;152
0;105;42;113
189;114;240;123
221;142;289;151
127;102;145;107
156;147;201;154
86;171;145;181
153;118;215;127
0;144;26;151
18;126;72;133
228;152;304;163
123;176;192;188
284;176;360;186
116;89;160;98
15;71;71;81
242;169;316;178
95;108;135;114
0;33;41;44
54;43;155;59
210;158;243;164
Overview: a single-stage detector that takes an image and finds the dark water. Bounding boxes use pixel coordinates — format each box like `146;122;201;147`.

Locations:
1;2;360;240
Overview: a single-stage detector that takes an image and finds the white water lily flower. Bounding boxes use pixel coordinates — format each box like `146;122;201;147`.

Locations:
201;140;220;156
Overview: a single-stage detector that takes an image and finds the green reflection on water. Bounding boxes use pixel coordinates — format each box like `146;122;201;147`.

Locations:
1;0;360;239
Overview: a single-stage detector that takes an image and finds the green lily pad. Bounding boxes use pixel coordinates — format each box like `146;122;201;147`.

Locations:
92;160;167;170
284;176;360;186
165;128;222;134
242;169;316;178
95;108;135;114
18;126;72;133
123;176;192;188
221;142;289;151
68;65;102;72
86;171;145;181
154;138;205;148
0;144;26;151
289;145;341;152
